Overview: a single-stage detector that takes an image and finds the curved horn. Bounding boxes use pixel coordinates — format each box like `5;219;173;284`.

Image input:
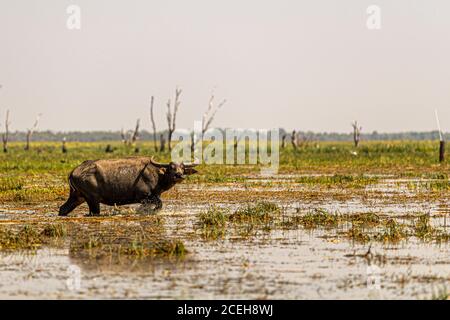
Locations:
150;157;170;168
183;158;200;167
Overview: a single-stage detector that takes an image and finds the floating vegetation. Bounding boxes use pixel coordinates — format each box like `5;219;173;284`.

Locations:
407;180;449;192
0;215;186;261
0;224;64;250
195;202;282;239
346;224;371;243
229;202;280;224
431;286;449;300
197;203;450;244
197;206;229;240
378;219;408;243
41;223;67;238
70;237;186;259
413;214;434;240
294;174;379;188
297;209;341;229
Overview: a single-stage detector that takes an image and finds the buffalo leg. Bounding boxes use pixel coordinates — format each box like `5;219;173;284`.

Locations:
151;194;162;210
59;193;84;216
86;200;100;216
144;194;162;210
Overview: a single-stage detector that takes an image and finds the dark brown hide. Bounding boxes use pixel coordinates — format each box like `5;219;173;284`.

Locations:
58;157;198;216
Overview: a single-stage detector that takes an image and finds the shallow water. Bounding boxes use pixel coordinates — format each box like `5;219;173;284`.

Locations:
0;176;449;299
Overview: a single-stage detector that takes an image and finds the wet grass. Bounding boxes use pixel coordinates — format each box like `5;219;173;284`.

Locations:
295;209;341;228
378;219;408;243
431;286;449;300
406;180;449;192
196;204;450;245
0;216;186;261
68;217;187;260
197;206;229;240
196;202;282;239
0;223;67;250
294;174;379;188
0;140;447;203
413;214;434;240
229;202;280;224
70;236;186;259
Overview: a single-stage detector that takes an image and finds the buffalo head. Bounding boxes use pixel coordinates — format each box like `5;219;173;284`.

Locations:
150;157;198;182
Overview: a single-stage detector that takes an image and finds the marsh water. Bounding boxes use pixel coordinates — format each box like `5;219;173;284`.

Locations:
0;175;449;299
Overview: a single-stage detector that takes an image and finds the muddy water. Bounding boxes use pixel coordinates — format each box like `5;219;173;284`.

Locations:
0;176;449;299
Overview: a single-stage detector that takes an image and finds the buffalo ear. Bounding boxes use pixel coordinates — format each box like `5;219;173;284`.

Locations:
158;168;167;175
184;167;198;175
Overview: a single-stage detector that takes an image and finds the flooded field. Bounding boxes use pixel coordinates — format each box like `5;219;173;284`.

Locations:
0;173;449;299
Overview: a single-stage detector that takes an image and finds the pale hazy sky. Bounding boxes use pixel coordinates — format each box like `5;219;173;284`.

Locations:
0;0;449;133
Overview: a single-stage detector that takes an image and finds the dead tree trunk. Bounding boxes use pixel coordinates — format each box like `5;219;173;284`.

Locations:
281;134;286;149
120;128;127;144
121;119;140;147
435;110;445;163
193;90;227;152
25;114;41;151
62;137;67;153
159;134;166;152
105;144;114;153
352;121;362;147
166;87;182;152
202;92;226;136
149;96;158;152
2;110;10;153
190;132;195;154
291;130;297;149
130;119;140;145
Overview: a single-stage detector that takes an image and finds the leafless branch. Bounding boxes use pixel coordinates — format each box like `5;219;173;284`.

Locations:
351;121;362;147
149;96;158;152
190;90;227;152
166;87;182;151
291;130;297;149
130;119;140;144
121;128;127;144
121;119;140;146
62;137;67;153
202;91;226;135
2;109;10;153
25;113;42;151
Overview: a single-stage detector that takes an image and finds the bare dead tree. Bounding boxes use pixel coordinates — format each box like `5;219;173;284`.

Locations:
352;121;362;147
435;110;445;163
120;128;127;144
166;87;182;151
190;132;195;154
281;134;286;149
159;133;166;152
105;144;115;153
290;130;312;149
202;92;227;135
130;119;140;144
297;133;312;148
233;130;245;155
291;130;297;149
61;137;67;153
2;109;10;153
25;113;41;151
149;96;158;152
191;91;227;152
121;119;140;147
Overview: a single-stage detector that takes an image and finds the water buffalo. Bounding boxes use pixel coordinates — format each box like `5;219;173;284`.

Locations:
58;157;198;216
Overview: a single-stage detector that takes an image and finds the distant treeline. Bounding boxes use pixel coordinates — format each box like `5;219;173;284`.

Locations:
4;129;449;142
